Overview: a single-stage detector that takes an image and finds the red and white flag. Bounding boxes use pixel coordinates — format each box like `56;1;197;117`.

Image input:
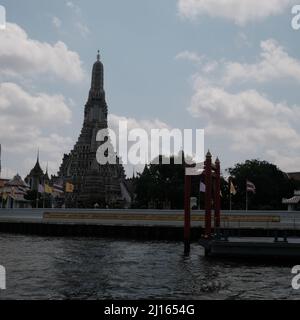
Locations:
246;180;256;194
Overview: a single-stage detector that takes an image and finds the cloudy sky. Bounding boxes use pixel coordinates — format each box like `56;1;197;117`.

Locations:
0;0;300;178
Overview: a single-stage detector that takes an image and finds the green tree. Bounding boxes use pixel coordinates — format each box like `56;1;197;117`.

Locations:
135;155;185;209
134;154;207;209
228;160;299;210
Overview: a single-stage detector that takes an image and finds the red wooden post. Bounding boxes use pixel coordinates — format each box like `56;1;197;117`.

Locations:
184;174;192;254
215;158;221;229
205;151;212;237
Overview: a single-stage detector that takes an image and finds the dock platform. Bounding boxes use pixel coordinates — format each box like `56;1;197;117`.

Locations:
200;237;300;260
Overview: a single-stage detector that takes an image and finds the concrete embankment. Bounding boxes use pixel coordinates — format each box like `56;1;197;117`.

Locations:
0;209;299;240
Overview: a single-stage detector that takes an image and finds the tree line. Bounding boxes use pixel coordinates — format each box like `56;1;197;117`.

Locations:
132;157;300;210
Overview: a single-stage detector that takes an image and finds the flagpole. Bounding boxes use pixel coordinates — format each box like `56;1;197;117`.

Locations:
198;192;201;210
246;188;248;212
43;191;45;209
229;177;232;211
36;191;39;209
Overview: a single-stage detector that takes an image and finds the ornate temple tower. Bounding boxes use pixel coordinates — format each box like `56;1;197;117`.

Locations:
58;52;128;208
25;151;46;191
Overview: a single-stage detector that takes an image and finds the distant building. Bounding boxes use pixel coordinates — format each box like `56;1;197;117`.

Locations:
0;174;31;209
25;153;49;192
283;191;300;211
57;52;131;208
287;172;300;182
123;175;138;208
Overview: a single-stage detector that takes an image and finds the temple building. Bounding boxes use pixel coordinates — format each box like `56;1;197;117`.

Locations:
283;191;300;211
25;152;49;191
57;52;131;208
0;174;31;209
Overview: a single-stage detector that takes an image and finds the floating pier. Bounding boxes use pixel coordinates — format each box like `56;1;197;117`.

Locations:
199;236;300;261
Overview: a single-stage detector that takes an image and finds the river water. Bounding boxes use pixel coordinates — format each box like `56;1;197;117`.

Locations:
0;234;299;300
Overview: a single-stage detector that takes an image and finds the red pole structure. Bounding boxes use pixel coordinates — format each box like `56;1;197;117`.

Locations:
205;151;212;238
215;158;221;229
184;174;192;255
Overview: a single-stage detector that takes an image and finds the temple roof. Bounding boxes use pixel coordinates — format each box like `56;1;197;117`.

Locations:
44;171;50;182
283;191;300;204
30;159;44;176
44;163;50;181
6;174;29;188
283;196;300;205
29;150;44;176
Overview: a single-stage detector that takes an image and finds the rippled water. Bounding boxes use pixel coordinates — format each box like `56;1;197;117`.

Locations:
0;234;299;300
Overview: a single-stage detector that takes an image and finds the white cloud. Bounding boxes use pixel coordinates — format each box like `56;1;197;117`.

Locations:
178;0;295;26
66;1;90;38
66;1;81;15
76;22;90;38
176;50;219;75
0;82;73;177
109;114;172;157
52;16;62;29
175;51;204;64
265;150;300;172
109;114;171;134
177;38;300;171
0;167;17;180
223;39;300;84
109;114;178;174
177;39;300;85
0;82;71;126
187;76;300;170
0;23;84;82
235;32;252;48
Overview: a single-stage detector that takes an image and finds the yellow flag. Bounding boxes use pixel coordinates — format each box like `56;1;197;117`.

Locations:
66;182;74;193
45;184;53;194
230;182;237;195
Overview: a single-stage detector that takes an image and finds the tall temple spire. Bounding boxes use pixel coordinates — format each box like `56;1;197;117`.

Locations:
58;51;128;208
37;148;40;164
28;148;44;177
44;162;50;182
90;50;104;98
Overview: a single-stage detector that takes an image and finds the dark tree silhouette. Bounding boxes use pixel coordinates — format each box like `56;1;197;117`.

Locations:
228;160;299;210
134;158;299;210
